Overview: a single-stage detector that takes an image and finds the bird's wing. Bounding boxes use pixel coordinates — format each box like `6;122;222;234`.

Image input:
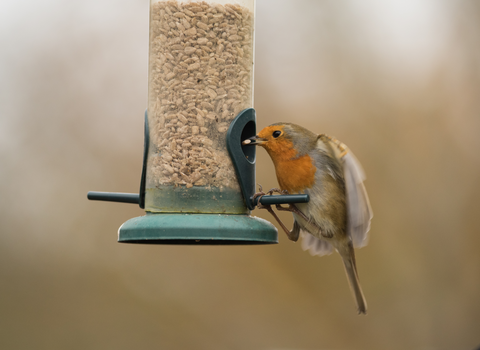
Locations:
321;135;373;248
299;228;334;256
342;151;373;248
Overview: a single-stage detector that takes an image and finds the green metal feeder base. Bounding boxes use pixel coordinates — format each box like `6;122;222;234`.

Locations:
118;213;278;245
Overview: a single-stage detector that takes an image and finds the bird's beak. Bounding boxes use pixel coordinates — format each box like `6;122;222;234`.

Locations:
242;135;268;146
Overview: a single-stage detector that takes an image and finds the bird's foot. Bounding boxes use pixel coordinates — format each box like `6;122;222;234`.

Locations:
265;188;289;196
252;186;299;242
253;184;268;210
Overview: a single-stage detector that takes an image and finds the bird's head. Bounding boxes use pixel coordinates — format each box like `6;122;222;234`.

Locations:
242;123;317;160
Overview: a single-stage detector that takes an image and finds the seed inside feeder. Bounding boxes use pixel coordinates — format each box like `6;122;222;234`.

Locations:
145;0;255;213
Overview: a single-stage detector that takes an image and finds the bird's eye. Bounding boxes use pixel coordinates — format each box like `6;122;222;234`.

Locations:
272;130;282;138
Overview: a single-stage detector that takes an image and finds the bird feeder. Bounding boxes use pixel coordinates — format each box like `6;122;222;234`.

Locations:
88;0;309;244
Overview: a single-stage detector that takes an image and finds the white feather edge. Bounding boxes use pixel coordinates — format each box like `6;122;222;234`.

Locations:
300;230;334;256
342;151;373;248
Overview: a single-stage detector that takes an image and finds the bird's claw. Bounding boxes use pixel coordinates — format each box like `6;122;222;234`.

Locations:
265;188;289;196
253;185;268;210
253;185;288;209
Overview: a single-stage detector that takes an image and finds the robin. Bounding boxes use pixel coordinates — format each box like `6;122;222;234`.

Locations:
242;123;373;314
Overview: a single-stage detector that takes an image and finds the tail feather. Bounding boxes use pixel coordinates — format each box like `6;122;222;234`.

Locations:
341;253;367;315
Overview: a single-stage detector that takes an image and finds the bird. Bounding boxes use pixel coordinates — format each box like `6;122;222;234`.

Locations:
242;123;373;314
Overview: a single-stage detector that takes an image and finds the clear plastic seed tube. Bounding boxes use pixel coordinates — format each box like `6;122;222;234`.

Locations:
146;0;255;213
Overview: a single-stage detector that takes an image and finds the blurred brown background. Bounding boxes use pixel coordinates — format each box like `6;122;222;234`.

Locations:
1;0;480;349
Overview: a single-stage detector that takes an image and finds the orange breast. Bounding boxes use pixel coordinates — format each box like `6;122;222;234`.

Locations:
273;154;317;193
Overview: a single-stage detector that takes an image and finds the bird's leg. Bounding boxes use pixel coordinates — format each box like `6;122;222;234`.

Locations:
275;203;325;238
275;203;309;221
268;189;325;237
266;206;300;242
253;185;300;242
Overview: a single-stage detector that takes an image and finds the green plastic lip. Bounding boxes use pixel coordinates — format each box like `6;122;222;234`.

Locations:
118;213;278;245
